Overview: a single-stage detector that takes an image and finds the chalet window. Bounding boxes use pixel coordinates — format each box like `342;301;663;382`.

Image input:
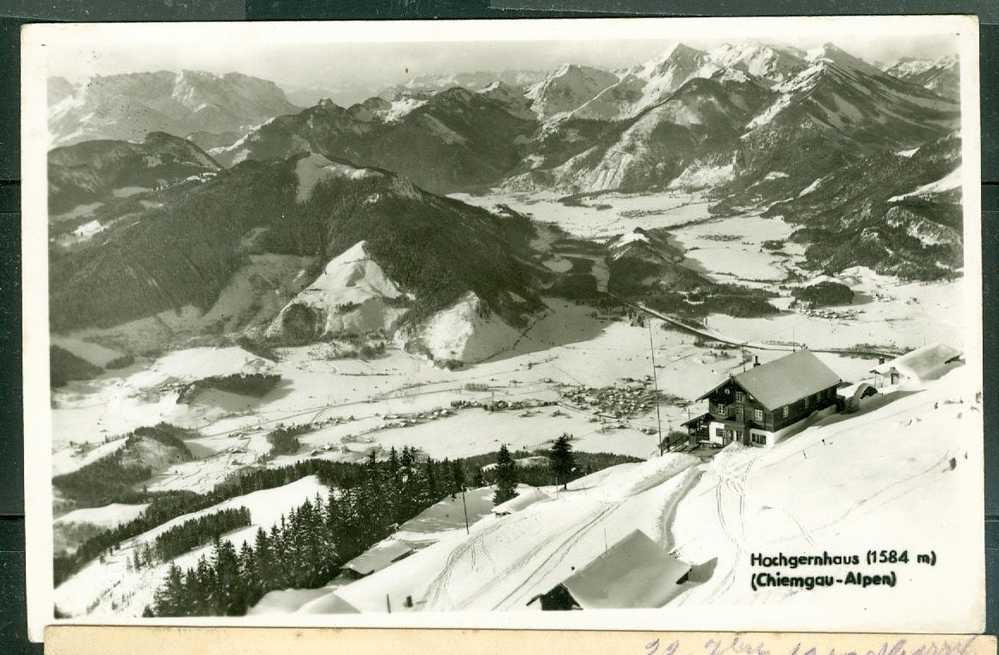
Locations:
804;396;811;408
751;433;766;446
782;405;789;418
715;427;724;437
753;408;763;422
734;391;745;402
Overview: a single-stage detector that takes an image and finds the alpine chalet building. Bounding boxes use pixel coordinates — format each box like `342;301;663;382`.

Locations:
693;350;841;448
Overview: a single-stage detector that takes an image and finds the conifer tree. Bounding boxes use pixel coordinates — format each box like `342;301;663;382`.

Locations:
423;458;439;502
549;433;575;489
400;446;415;470
388;447;400;478
450;459;466;496
493;445;517;505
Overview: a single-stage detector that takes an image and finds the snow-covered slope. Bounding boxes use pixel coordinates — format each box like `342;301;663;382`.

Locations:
667;367;980;632
292;366;979;631
267;240;409;342
536;75;771;193
887;165;962;203
706;42;808;85
405;291;524;365
573;44;720;121
806;42;886;78
309;455;700;613
54;476;329;617
739;55;959;159
883;55;960;99
379;70;547;98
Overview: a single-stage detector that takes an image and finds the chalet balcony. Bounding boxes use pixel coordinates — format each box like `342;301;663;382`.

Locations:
708;415;767;432
709;403;730;419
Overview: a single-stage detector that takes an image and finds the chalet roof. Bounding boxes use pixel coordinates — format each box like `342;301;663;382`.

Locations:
870;342;962;382
558;529;690;609
680;412;711;427
697;350;841;411
343;538;413;576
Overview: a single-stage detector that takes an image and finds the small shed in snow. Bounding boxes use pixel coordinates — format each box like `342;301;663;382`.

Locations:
527;530;690;610
870;343;962;387
836;381;879;413
342;539;413;579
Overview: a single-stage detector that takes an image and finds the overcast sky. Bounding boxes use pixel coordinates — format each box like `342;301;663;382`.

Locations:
41;22;961;101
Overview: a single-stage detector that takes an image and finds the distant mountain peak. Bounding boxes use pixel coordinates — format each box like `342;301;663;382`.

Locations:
526;63;618;119
48;68;300;148
805;43;884;77
706;42;807;85
882;54;959;99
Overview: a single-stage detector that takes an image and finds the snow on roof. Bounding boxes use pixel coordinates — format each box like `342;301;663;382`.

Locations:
698;350;841;410
870;343;962;382
343;538;413;576
295;591;360;614
558;529;690;609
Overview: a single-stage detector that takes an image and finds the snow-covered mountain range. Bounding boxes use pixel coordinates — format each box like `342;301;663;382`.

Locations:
48;70;301;148
882;54;960;99
45;40;965;357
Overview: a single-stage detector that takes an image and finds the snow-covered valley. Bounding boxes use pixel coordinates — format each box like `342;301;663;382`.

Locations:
48;187;976;630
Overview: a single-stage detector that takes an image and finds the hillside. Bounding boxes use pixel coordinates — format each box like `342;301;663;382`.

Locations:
48;151;559;363
733;58;958;186
508;73;773;193
525;64;620;119
572;43;723;121
763;132;964;280
211;89;539;194
883;55;960;100
48;132;221;216
706;42;808;85
281;365;978;626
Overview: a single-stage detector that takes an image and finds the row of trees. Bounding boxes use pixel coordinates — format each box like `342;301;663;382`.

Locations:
266;425;308;456
56;429;615;589
153;507;251;562
492;433;575;505
147;449;475;616
56;457;391;586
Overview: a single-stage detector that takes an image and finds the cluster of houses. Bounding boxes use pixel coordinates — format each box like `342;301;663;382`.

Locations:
682;342;962;449
560;379;662;419
450;398;557;412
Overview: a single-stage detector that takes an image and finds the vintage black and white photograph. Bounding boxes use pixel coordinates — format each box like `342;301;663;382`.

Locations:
21;16;983;638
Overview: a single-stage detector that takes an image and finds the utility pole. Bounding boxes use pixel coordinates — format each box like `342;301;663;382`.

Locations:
461;488;470;535
648;322;664;455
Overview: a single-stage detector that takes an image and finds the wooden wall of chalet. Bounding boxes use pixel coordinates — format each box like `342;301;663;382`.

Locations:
707;380;839;431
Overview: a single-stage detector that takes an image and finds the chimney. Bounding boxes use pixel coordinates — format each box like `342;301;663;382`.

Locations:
754;356;760;368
